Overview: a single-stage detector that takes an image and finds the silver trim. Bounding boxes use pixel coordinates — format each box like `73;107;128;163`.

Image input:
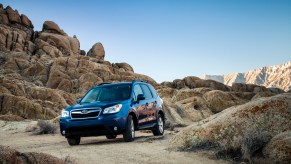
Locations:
70;108;101;120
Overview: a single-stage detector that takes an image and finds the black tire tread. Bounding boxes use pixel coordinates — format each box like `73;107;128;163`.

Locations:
152;114;164;136
123;115;134;142
67;137;80;146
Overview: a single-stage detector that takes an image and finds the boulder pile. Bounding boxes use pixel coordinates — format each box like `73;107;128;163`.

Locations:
0;4;155;119
158;76;284;126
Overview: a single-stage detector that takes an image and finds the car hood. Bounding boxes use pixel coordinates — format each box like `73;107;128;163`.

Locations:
66;100;129;111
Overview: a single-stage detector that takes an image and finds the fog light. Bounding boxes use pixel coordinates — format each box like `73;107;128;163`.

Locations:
114;127;117;131
62;130;65;135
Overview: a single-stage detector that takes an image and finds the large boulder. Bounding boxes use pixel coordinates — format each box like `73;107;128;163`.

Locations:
114;62;134;72
0;93;56;119
20;14;33;28
232;83;268;92
203;90;248;113
36;32;80;57
162;76;230;91
42;21;65;35
5;6;21;24
0;145;66;164
87;42;105;62
0;13;9;25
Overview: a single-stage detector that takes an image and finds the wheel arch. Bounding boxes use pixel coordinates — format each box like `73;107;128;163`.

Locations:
158;110;165;122
128;111;138;130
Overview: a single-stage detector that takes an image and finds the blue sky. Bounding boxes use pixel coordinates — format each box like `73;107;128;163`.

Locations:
2;0;291;82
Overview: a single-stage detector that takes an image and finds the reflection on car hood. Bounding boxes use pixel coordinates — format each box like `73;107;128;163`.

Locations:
67;100;128;111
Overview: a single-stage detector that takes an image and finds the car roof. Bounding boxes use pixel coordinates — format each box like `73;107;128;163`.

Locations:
93;81;149;88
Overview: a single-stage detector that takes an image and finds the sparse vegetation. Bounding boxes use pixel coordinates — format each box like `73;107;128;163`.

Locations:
27;120;57;135
215;125;272;163
164;120;175;131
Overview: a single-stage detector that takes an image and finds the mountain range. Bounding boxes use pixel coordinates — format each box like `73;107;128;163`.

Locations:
201;61;291;91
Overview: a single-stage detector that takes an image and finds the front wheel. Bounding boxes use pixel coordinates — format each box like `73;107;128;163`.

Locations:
67;137;80;146
123;115;135;142
152;114;164;136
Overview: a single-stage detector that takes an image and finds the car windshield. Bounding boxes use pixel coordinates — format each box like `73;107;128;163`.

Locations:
81;84;132;103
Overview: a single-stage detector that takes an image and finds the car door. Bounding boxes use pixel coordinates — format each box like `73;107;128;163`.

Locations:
140;84;156;125
132;84;148;127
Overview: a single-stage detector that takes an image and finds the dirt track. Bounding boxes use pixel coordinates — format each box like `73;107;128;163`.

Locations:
0;120;228;164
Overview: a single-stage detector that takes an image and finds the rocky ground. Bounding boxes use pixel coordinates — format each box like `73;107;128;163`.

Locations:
0;120;228;164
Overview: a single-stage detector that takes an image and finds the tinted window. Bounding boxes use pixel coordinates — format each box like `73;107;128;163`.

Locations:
148;84;157;98
81;84;131;103
141;84;153;100
133;84;143;101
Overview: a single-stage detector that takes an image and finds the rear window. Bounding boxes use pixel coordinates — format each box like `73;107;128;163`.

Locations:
141;84;153;100
148;84;158;98
81;84;131;103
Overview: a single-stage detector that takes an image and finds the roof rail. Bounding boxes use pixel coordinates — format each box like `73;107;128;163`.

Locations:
98;82;111;86
132;79;147;83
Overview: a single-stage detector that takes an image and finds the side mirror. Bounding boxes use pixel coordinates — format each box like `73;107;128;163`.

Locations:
76;99;81;104
137;94;145;101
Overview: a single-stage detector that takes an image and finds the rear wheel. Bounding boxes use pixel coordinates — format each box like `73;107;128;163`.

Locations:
67;137;80;146
152;114;164;136
123;115;135;142
106;135;117;139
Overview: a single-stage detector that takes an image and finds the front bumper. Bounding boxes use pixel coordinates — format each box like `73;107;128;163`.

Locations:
60;114;127;137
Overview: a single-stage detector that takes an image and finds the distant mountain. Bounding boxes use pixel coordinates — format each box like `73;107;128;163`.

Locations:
201;61;291;91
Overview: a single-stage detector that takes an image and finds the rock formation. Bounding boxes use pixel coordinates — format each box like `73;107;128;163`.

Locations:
87;42;105;62
0;4;156;119
201;61;291;91
158;76;284;126
170;93;291;162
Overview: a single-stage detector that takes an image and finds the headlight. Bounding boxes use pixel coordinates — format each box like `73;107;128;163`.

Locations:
103;104;122;114
61;109;70;118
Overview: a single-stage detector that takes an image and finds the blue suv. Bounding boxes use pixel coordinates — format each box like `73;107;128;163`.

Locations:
60;80;165;145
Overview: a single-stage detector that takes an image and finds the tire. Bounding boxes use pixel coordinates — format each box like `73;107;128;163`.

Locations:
152;114;164;136
106;135;117;139
67;137;80;146
123;115;135;142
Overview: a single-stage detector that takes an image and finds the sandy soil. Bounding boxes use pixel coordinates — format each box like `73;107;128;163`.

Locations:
0;120;228;164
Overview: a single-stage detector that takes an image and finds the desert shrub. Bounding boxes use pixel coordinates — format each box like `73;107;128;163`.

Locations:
179;135;218;151
164;120;175;131
32;120;57;135
240;131;272;162
216;125;272;163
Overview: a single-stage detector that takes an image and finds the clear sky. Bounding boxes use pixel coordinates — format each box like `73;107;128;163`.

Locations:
2;0;291;82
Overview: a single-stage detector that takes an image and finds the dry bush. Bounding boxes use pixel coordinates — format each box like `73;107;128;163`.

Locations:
240;131;272;162
31;120;57;135
216;125;272;163
164;120;175;131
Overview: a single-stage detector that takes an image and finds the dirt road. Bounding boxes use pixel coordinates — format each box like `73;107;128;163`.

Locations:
0;120;228;164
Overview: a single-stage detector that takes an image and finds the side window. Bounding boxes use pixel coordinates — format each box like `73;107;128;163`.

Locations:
133;84;143;101
141;84;153;100
148;85;157;98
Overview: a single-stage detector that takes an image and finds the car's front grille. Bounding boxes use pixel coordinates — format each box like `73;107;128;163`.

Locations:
70;108;101;119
